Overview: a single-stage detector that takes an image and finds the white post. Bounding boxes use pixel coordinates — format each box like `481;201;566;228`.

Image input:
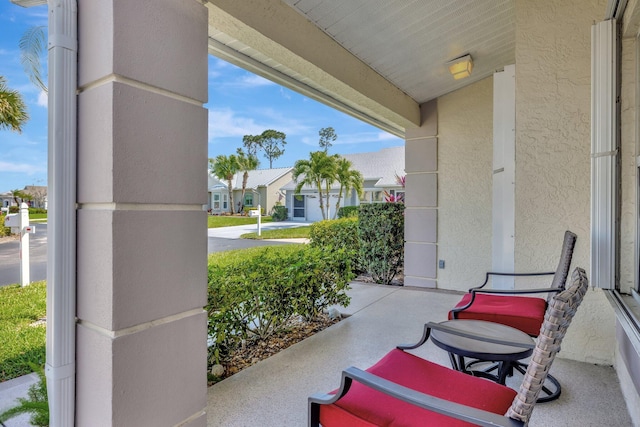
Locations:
46;1;78;425
19;202;30;286
257;204;262;236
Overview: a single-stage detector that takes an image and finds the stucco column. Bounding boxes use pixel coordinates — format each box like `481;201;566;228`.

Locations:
75;1;208;425
404;100;438;287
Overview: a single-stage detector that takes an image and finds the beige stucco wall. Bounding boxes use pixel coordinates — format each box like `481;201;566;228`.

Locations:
429;0;615;365
436;77;494;291
515;0;614;364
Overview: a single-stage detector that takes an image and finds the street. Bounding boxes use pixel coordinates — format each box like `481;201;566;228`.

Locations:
0;221;308;287
0;223;47;287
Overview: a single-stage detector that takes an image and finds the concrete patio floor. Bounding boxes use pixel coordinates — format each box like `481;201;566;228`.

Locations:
206;283;633;426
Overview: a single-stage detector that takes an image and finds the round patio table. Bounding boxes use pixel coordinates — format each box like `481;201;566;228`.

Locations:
430;319;535;385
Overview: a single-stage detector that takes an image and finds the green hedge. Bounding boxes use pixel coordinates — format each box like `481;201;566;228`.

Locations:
337;206;359;218
358;203;405;285
309;218;360;272
207;245;352;365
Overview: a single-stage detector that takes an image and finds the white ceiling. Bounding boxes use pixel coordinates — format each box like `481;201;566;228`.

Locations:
280;0;515;103
207;0;515;133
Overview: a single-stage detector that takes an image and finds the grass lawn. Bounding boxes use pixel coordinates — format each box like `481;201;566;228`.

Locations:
30;214;47;221
207;215;273;228
0;282;46;382
241;226;311;240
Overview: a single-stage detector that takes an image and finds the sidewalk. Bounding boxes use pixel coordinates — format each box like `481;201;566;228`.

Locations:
207;221;310;239
0;373;39;427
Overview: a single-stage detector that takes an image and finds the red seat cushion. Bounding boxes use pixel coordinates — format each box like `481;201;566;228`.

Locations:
319;349;517;427
449;293;547;336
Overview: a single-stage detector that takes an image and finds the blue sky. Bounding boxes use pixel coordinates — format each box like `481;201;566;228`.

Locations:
0;2;403;193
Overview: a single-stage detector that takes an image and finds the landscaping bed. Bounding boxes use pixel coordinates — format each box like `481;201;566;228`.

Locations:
210;314;338;384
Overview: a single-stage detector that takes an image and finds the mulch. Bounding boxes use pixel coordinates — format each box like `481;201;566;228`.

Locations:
210;314;339;385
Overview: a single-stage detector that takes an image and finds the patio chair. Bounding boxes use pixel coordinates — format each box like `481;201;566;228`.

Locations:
447;230;576;401
308;267;588;427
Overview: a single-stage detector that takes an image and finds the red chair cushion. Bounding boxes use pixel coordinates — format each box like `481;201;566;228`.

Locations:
319;349;517;427
449;293;547;336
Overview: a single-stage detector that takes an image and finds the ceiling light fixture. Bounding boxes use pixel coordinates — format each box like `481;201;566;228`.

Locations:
448;54;473;80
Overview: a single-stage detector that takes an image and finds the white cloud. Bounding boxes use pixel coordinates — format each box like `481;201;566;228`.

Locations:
208;107;313;142
0;161;45;174
279;87;291;100
208;108;265;140
37;90;47;107
376;132;401;141
239;74;274;87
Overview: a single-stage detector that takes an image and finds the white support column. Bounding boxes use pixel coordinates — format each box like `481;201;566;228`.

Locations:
75;1;209;425
492;65;516;289
404;101;438;288
45;1;78;425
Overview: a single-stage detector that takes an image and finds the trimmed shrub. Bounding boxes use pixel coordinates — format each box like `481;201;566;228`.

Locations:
309;218;360;271
0;226;11;237
270;205;288;221
337;206;359;218
29;208;47;214
358;203;405;285
207;245;352;364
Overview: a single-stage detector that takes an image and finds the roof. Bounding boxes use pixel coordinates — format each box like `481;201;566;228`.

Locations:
209;167;293;191
281;146;405;191
341;146;404;187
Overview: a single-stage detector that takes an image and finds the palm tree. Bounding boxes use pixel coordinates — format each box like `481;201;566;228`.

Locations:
210;154;239;214
292;151;339;220
333;157;363;219
10;189;27;205
235;148;260;211
0;77;29;133
19;26;47;94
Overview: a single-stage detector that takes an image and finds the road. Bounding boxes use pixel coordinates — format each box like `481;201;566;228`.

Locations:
0;223;47;287
0;221;309;287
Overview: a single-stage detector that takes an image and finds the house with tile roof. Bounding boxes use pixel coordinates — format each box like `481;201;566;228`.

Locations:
208;167;293;215
281;146;405;222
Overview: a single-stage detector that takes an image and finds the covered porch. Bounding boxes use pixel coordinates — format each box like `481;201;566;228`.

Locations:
29;0;640;425
206;283;632;426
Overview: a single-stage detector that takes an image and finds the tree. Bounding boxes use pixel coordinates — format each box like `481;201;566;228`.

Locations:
210;154;239;214
318;127;337;152
0;77;29;133
242;130;287;168
10;189;27;205
259;130;286;168
333;157;363;219
292;151;339;220
242;134;261;157
19;26;47;94
235;148;260;211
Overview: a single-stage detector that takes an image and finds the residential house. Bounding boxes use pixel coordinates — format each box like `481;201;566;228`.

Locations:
0;186;47;210
0;192;14;209
282;146;405;222
29;0;640;425
208;167;292;215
